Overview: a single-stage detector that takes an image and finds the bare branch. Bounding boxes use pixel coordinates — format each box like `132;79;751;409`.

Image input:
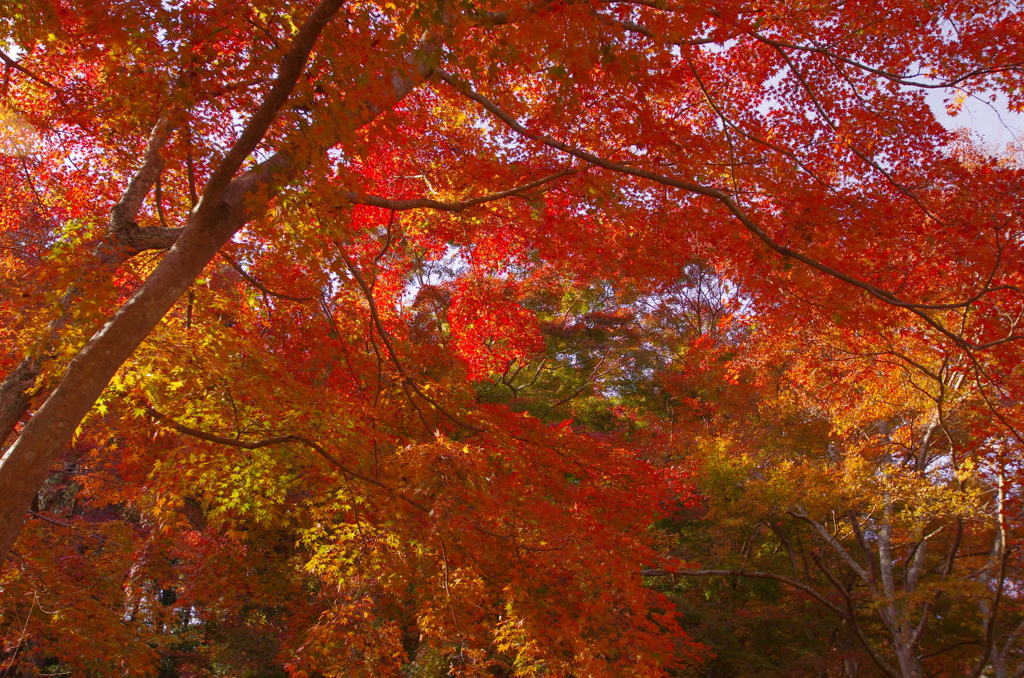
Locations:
644;567;849;619
790;507;874;588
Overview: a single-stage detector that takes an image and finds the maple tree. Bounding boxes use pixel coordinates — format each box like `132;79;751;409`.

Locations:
646;288;1024;678
1;0;1023;675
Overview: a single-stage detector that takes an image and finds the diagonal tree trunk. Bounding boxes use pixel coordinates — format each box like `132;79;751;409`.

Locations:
0;0;440;563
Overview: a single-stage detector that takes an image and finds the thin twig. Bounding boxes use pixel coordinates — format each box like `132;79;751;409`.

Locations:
220;251;313;302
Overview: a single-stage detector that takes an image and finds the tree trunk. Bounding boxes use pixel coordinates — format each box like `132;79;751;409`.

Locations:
0;358;40;447
892;638;923;678
0;0;356;563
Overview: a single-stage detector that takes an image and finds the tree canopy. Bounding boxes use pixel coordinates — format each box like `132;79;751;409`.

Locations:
0;0;1022;676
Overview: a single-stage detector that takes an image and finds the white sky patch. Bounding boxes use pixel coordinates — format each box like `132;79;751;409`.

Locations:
926;87;1024;153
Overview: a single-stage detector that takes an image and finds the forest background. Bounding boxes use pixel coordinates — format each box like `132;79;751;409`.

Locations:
0;0;1023;676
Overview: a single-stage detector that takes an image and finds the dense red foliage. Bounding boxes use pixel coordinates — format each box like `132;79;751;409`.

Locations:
0;0;1022;675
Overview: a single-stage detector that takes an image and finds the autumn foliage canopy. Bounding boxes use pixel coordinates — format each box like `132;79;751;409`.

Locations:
0;0;1023;676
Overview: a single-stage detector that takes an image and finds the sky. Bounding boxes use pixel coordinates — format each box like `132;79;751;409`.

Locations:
926;87;1024;154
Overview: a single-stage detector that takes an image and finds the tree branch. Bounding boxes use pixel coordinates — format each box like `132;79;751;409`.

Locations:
790;507;874;589
0;50;61;93
644;567;849;618
144;405;431;514
220;252;313;302
332;240;483;434
346;166;577;212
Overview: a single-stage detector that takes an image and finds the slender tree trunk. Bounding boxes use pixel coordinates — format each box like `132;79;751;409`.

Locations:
842;619;860;678
892;638;923;678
